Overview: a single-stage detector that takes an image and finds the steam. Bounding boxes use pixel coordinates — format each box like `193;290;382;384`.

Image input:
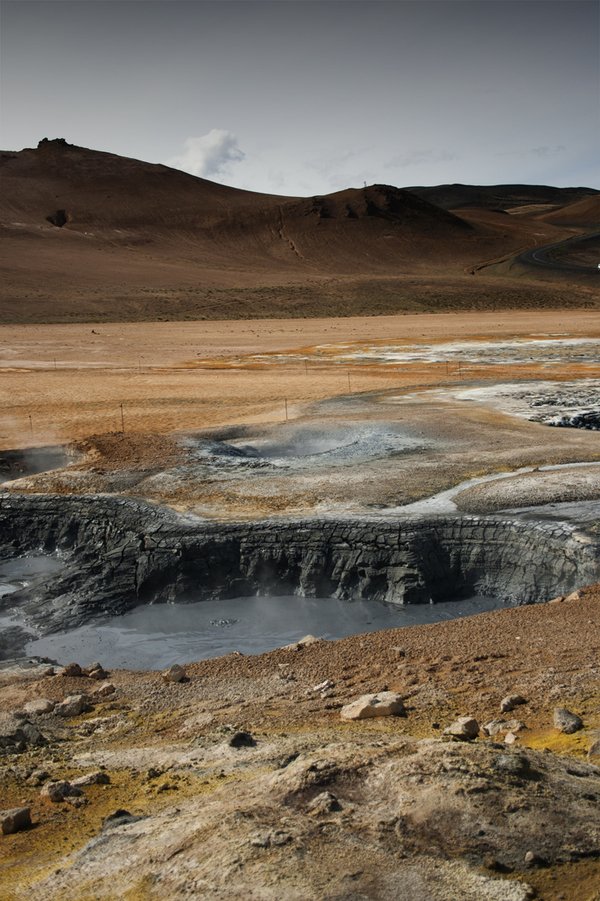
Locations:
167;129;245;178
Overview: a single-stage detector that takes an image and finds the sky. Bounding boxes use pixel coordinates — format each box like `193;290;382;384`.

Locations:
1;0;598;195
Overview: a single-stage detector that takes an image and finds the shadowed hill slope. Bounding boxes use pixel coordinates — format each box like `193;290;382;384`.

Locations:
0;140;597;322
407;183;598;212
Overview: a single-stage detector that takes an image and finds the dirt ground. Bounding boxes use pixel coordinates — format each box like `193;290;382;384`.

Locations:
1;586;598;900
2;309;600;451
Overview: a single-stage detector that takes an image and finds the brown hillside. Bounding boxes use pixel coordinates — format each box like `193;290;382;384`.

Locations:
537;195;600;227
0;140;595;322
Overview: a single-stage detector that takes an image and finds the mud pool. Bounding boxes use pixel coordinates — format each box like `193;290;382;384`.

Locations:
18;592;504;670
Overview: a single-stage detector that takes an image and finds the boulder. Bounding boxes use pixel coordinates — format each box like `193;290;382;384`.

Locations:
284;634;320;651
587;739;600;762
23;698;55;715
71;771;111;787
40;781;82;802
86;666;109;680
92;681;116;698
340;691;406;721
500;695;527;713
0;714;47;752
307;791;342;815
55;694;92;717
553;707;583;734
443;716;480;742
228;731;256;748
161;664;186;684
1;807;31;835
61;662;83;677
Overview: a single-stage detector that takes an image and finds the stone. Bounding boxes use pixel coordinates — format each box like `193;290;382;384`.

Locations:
40;781;82;802
0;714;46;751
500;695;527;713
312;679;334;693
284;634;320;651
102;809;144;829
308;791;342;815
86;666;109;680
61;663;83;677
483;719;526;737
92;681;116;698
27;769;51;785
229;731;256;748
1;807;31;835
504;732;518;745
340;691;406;721
162;664;186;684
443;716;480;742
553;707;583;734
587;739;600;761
71;771;111;787
493;754;531;778
23;698;55;715
55;694;91;717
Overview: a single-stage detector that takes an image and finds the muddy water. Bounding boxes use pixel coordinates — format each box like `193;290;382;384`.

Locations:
24;593;504;670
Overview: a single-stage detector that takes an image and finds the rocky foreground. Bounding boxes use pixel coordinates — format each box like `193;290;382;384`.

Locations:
1;587;599;901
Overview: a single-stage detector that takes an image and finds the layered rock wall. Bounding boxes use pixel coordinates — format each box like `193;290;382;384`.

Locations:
0;494;598;632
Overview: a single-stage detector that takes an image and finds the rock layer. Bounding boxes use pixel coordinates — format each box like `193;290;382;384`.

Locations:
0;494;599;635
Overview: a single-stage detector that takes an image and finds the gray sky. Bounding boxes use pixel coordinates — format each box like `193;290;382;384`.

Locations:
1;0;598;194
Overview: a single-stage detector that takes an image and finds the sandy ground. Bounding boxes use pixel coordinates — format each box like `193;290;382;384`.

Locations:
1;309;600;451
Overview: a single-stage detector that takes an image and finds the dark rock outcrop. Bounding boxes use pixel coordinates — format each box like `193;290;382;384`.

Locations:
0;494;599;635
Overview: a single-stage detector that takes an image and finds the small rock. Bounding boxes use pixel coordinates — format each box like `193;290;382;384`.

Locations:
504;732;518;745
102;809;144;829
91;682;116;698
61;662;83;677
564;590;581;602
391;646;406;657
40;781;82;802
587;739;600;761
308;791;342;815
524;850;545;867
27;769;51;786
500;695;527;713
494;753;531;777
54;694;91;717
312;679;334;693
161;664;186;684
71;771;111;787
553;707;583;734
1;807;31;835
86;666;109;681
443;716;480;742
340;691;406;721
0;715;47;751
23;698;55;716
229;731;256;748
284;634;320;651
548;595;565;605
483;719;526;737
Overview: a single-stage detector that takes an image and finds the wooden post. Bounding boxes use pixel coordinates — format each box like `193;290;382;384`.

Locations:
347;371;351;392
120;403;125;433
284;398;288;422
29;414;33;434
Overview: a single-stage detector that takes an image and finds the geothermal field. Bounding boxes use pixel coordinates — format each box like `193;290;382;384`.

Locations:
2;303;600;900
0;95;598;898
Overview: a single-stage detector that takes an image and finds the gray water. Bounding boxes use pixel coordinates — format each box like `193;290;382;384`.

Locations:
23;592;505;670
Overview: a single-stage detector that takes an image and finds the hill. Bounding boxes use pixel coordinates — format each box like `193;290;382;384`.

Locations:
0;140;597;322
406;183;598;212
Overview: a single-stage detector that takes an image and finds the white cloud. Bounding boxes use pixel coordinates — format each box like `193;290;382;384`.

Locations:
167;129;245;178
